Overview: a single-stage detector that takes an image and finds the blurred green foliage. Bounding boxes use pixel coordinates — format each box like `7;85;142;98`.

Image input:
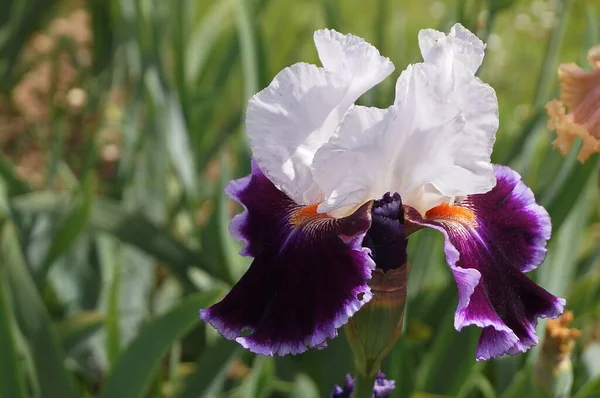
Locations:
0;0;599;397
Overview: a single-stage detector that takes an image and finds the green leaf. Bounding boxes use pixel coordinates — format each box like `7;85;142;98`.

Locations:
56;311;104;353
0;156;30;197
0;270;27;398
540;151;597;233
500;366;534;398
235;356;275;398
415;310;478;395
291;374;320;398
91;198;204;290
573;374;600;398
37;175;95;284
202;152;247;283
531;0;573;109
1;222;78;398
538;173;598;299
10;192;211;291
98;289;224;398
186;0;234;85
175;338;241;398
96;234;121;366
164;94;198;199
234;0;259;106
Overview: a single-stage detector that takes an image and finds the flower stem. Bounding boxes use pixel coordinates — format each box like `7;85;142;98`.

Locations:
353;372;376;398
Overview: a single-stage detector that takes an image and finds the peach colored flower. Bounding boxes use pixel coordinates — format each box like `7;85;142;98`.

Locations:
546;46;600;162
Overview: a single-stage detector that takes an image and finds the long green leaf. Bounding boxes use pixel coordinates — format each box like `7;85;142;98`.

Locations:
175;338;241;398
10;192;205;290
37;175;95;284
56;311;104;353
97;234;122;366
235;356;275;398
98;289;224;398
0;269;27;398
234;0;259;105
574;375;600;398
1;222;78;398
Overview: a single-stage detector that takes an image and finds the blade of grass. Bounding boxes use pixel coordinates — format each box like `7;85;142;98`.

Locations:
541;155;597;235
415;310;479;395
201;151;247;283
574;374;600;398
0;269;27;398
532;0;572;109
91;198;203;290
0;156;30;197
98;289;224;398
97;234;122;366
1;222;78;398
10;192;206;290
291;374;320;398
235;356;275;398
539;172;598;302
186;0;234;85
175;338;241;398
234;0;259;112
56;311;104;353
164;94;198;199
36;175;95;285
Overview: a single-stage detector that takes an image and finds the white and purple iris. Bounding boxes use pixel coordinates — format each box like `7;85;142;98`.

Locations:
200;24;566;360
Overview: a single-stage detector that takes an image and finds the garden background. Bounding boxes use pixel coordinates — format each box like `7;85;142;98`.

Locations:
0;0;599;397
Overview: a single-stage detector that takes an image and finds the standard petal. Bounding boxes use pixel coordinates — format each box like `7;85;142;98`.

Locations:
418;23;485;74
314;105;393;214
314;49;497;215
200;162;375;356
405;165;565;360
314;29;395;102
390;61;497;212
247;64;348;204
247;31;394;205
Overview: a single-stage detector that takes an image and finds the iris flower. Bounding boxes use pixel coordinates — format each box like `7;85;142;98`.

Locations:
200;24;565;360
546;45;600;162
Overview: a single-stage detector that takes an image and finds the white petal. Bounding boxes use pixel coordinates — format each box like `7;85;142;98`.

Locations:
314;25;498;215
390;62;497;214
418;23;485;74
247;31;394;205
314;105;393;214
247;63;347;204
314;29;395;101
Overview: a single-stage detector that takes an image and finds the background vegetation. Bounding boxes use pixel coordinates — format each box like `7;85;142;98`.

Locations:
0;0;599;397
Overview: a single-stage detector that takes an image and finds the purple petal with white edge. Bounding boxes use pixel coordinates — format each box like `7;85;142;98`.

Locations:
200;161;375;356
405;164;565;360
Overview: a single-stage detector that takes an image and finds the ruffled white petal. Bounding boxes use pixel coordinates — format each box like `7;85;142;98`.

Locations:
314;25;498;216
418;23;485;74
314;105;393;215
247;30;394;205
314;29;395;104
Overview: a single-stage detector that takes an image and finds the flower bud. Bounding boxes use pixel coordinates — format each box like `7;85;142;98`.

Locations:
344;264;408;377
533;311;580;397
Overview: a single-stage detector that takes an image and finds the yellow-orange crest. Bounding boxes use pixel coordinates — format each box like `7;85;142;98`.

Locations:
425;203;477;227
290;203;327;227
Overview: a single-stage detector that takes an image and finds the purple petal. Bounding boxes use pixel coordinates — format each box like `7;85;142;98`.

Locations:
373;372;396;397
362;192;407;271
405;164;565;360
200;161;374;356
331;372;395;398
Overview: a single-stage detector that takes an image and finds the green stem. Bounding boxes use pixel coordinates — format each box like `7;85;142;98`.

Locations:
353;372;376;398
